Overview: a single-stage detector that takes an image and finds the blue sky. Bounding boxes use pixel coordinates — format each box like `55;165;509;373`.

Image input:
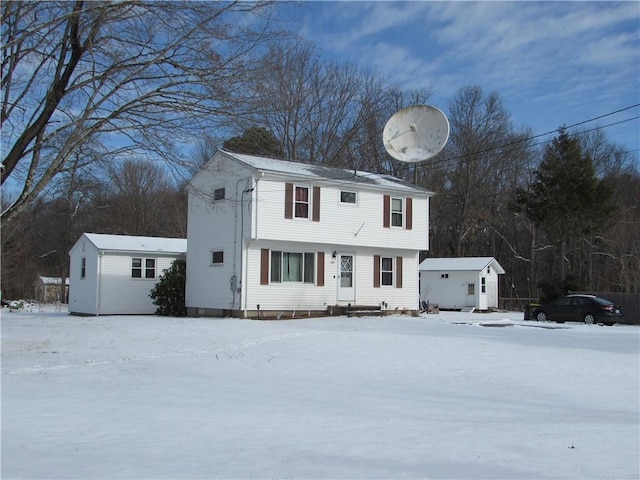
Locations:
284;1;639;160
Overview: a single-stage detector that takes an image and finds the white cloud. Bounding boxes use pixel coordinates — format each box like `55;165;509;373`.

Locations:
295;1;639;149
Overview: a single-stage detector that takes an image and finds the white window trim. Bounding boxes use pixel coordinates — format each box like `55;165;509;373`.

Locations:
131;257;157;280
270;250;315;284
339;190;358;206
210;250;224;266
391;197;404;228
213;187;226;201
294;185;311;220
381;256;394;287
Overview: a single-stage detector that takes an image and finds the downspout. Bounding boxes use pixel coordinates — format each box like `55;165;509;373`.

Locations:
95;251;103;316
243;174;262;318
233;176;253;310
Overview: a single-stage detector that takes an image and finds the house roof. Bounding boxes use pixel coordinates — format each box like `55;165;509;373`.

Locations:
419;257;505;274
83;233;187;255
218;150;435;195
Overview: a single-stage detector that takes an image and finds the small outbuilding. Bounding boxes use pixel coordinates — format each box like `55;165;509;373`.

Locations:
33;276;69;303
68;233;187;316
419;257;505;311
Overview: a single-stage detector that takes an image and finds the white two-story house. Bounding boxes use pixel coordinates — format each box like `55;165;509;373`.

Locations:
186;150;434;318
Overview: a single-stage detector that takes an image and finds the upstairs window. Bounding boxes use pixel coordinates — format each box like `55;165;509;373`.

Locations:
213;188;225;201
285;183;320;221
391;198;403;227
383;195;412;229
295;186;309;218
340;191;357;205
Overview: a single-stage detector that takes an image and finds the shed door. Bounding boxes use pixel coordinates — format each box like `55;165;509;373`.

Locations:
487;281;498;308
337;253;355;302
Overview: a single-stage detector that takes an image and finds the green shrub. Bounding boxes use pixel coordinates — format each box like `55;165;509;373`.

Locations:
149;259;187;316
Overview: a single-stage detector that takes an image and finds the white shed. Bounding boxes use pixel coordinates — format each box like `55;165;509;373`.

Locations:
419;257;505;311
68;233;187;316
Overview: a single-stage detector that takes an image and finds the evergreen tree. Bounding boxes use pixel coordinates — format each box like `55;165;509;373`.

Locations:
516;129;614;282
223;127;283;157
149;259;187;317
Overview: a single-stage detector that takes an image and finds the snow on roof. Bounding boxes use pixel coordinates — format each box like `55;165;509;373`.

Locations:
84;233;187;254
419;257;505;274
220;150;434;195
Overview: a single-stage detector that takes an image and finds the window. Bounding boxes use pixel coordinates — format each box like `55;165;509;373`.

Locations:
441;273;449;279
468;283;475;295
214;188;225;201
270;251;314;283
295;186;309;218
80;257;86;279
211;251;224;265
481;277;486;293
381;257;394;286
383;195;412;229
391;197;403;227
340;191;357;204
132;258;156;279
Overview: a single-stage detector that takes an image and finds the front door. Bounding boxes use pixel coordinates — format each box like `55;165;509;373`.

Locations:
337;253;355;302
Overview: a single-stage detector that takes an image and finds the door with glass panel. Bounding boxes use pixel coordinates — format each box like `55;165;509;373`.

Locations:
337;253;355;302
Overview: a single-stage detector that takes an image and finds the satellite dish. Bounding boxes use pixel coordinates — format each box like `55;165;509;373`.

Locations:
383;104;450;163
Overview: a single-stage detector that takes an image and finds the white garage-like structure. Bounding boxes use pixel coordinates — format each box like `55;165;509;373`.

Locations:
419;257;505;311
68;233;187;316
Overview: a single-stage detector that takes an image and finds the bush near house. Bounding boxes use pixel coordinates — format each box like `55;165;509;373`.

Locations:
149;259;187;317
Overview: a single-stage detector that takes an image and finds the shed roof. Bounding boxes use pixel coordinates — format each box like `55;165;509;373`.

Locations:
218;150;435;195
37;276;70;286
83;233;187;255
419;257;505;274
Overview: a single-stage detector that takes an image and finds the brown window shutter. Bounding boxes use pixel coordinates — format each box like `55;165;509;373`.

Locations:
284;183;293;219
405;197;412;230
260;249;269;285
396;256;403;288
317;251;325;286
312;186;321;222
383;195;390;228
373;255;381;288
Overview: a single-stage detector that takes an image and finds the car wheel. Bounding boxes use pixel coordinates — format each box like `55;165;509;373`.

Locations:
584;313;596;325
535;311;548;322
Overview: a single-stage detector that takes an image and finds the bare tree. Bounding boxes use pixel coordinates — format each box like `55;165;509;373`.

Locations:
1;0;279;224
431;85;534;257
95;158;181;237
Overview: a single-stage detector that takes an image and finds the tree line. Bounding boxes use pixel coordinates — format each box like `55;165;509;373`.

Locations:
2;1;638;302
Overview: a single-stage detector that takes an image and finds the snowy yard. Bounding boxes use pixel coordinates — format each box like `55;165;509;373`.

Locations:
2;307;639;479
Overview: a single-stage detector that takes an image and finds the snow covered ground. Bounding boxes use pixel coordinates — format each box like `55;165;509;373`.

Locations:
2;307;639;479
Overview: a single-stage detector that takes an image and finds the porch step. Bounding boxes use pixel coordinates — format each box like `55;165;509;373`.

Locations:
329;304;385;317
